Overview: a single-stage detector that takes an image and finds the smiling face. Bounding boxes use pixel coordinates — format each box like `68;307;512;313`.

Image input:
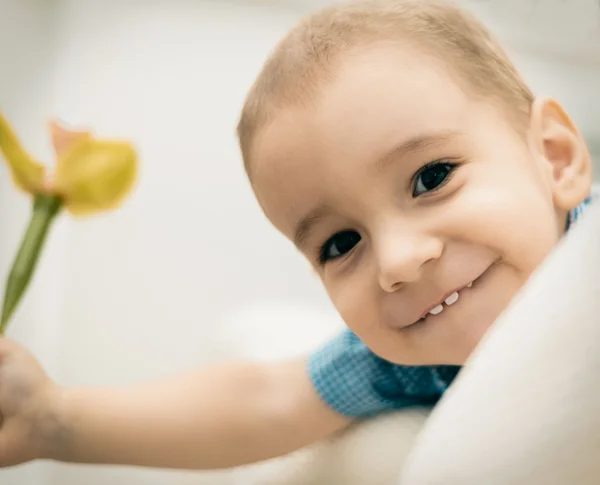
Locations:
249;44;592;365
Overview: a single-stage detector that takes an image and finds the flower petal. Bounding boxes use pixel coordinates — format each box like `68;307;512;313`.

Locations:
0;111;46;193
49;120;91;159
54;138;138;216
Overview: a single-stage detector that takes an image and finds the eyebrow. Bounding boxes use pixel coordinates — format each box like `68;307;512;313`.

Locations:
294;206;332;250
376;130;462;172
293;130;461;249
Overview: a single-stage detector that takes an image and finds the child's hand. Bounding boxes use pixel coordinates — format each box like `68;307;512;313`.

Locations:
0;338;62;467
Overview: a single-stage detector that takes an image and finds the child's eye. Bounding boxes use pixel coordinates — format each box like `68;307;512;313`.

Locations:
319;230;361;265
412;161;457;197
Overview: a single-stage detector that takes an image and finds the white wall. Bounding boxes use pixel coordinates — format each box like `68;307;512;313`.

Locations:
0;1;599;485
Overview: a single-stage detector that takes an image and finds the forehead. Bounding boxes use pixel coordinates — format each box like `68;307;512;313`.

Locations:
250;45;497;235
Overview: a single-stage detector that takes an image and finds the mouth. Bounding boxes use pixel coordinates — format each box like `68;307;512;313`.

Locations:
409;277;479;328
418;281;473;320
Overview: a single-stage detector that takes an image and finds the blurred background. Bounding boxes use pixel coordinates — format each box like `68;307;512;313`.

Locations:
1;0;599;484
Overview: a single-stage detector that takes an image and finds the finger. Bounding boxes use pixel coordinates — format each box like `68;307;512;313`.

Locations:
0;422;20;467
0;338;14;360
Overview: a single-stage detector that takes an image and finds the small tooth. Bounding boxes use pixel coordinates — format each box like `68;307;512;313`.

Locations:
429;304;444;315
445;292;459;305
466;281;473;288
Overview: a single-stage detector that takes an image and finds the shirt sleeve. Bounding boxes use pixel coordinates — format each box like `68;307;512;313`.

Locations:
307;329;458;418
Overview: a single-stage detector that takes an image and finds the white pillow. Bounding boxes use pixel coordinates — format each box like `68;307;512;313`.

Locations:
400;200;600;485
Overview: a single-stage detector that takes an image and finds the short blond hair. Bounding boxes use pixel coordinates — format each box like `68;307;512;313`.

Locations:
237;0;534;173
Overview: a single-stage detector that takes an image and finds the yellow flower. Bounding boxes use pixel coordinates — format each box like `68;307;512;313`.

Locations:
0;111;138;215
50;122;138;215
0;111;139;334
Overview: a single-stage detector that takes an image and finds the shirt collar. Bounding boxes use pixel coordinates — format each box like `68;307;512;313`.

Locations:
566;184;598;230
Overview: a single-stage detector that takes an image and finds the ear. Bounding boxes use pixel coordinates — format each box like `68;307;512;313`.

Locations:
529;97;593;211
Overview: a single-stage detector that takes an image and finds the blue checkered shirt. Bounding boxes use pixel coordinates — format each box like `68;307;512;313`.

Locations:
307;191;596;418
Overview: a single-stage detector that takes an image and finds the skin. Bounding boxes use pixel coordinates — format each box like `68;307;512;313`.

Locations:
0;41;592;469
251;44;593;365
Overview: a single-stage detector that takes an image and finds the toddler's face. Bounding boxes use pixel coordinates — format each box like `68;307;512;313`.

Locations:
249;45;591;365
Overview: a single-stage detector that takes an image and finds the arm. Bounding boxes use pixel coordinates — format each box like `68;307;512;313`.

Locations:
48;358;352;469
0;339;352;470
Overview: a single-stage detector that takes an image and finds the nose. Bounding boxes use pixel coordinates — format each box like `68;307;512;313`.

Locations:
376;225;443;292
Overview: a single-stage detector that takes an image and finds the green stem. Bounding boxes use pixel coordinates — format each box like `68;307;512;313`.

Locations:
0;194;62;335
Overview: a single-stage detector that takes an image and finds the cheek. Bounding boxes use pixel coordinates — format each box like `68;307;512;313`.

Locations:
325;269;381;339
443;170;559;276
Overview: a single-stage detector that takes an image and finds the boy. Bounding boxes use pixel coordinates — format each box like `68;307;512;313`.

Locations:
0;0;594;470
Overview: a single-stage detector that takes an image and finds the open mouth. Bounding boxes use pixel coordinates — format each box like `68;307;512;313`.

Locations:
413;279;476;325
